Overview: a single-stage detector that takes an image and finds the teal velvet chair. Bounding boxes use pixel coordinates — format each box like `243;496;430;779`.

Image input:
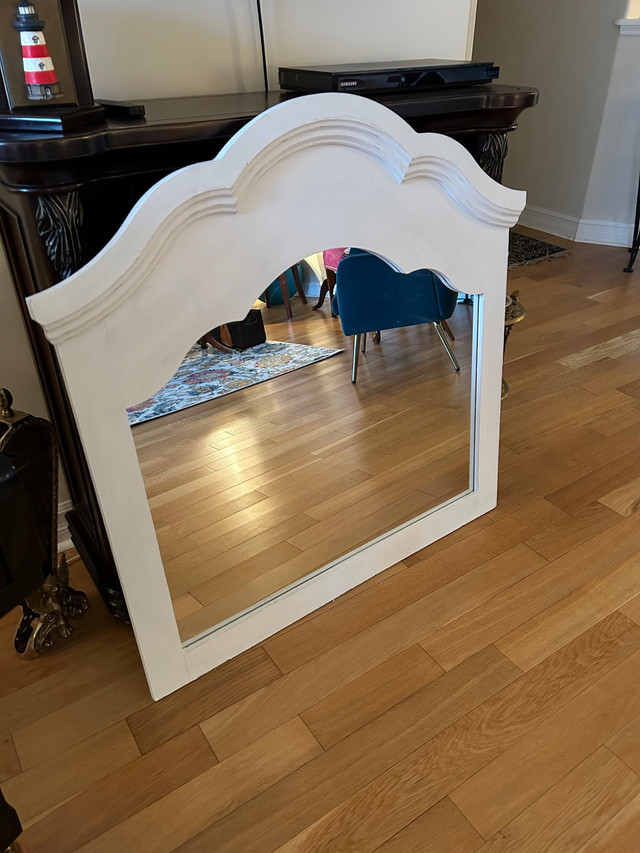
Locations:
332;250;459;383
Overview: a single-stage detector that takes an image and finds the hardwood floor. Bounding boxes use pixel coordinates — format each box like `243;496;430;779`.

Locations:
3;230;640;852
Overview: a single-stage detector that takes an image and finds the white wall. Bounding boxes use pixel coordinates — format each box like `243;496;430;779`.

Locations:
76;0;264;99
260;0;477;91
578;21;640;245
2;0;478;517
0;247;49;420
473;0;636;244
77;0;477;99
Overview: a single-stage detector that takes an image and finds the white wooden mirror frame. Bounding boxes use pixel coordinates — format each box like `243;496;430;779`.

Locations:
27;93;525;699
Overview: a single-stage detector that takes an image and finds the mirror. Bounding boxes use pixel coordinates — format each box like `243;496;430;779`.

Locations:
26;93;525;698
129;253;473;644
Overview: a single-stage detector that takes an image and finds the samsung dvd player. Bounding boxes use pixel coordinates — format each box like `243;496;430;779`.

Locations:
279;59;499;94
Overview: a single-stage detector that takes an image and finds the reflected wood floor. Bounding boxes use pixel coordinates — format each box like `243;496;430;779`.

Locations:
132;290;472;640
3;230;640;852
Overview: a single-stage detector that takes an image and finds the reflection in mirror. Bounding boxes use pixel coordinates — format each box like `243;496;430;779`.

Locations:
129;250;473;645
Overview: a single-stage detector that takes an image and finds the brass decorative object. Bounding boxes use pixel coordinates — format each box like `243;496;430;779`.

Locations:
14;551;88;657
0;388;88;657
502;290;526;398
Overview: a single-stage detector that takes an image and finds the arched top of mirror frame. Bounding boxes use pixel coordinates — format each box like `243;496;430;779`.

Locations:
28;92;526;699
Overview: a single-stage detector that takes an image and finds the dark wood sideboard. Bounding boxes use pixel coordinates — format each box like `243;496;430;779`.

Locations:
0;84;538;620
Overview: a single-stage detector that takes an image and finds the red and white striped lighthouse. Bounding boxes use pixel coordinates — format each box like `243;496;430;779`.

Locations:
13;3;62;101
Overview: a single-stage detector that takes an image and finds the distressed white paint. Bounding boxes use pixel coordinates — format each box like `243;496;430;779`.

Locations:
27;93;525;699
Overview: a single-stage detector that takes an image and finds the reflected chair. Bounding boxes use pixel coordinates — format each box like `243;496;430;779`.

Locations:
262;263;307;319
332;250;460;383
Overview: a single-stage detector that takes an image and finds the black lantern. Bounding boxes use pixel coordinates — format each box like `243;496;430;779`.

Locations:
0;387;87;656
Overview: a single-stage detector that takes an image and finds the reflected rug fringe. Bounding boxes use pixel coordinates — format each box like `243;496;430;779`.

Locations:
127;340;343;426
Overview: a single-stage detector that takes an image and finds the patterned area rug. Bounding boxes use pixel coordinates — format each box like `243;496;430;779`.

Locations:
509;232;568;268
127;340;343;426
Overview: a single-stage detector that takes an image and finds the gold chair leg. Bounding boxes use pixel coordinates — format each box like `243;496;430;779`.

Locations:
351;335;362;384
441;319;455;341
434;322;460;372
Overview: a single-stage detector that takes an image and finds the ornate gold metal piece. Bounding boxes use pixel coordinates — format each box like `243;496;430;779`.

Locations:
14;552;88;658
0;387;14;419
0;387;88;657
502;290;526;399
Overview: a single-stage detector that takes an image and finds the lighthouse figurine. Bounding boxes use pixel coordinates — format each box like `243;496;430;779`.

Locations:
13;3;62;101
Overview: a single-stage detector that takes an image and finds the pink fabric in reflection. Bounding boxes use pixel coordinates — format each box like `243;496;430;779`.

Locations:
322;248;348;272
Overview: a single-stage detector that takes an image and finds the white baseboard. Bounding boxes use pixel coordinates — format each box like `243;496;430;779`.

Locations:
519;204;634;248
574;218;634;247
58;499;73;553
517;205;579;240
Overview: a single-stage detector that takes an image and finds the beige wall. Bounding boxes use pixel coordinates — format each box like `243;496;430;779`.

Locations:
473;0;630;239
1;1;478;508
581;25;640;229
78;0;478;100
0;247;49;420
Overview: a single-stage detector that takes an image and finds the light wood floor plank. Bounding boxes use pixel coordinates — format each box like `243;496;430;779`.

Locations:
545;446;640;515
0;636;142;740
421;526;635;671
607;713;640;775
523;500;621;562
620;593;640;625
598;474;640;517
586;398;640;437
164;511;318;601
172;593;203;622
1;722;140;824
264;498;562;674
450;643;640;838
576;790;640;853
500;389;630;455
619;376;640;399
173;648;519;853
126;646;281;754
0;735;20;784
200;537;543;760
190;540;303;606
559;328;640;368
474;747;640;852
300;645;443;749
20;726;217;853
75;718;321;853
375;798;483;853
495;552;640;671
13;668;150;771
0;566;132;702
257;613;640;853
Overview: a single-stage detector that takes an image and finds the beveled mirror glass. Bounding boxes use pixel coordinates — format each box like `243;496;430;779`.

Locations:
128;254;473;645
